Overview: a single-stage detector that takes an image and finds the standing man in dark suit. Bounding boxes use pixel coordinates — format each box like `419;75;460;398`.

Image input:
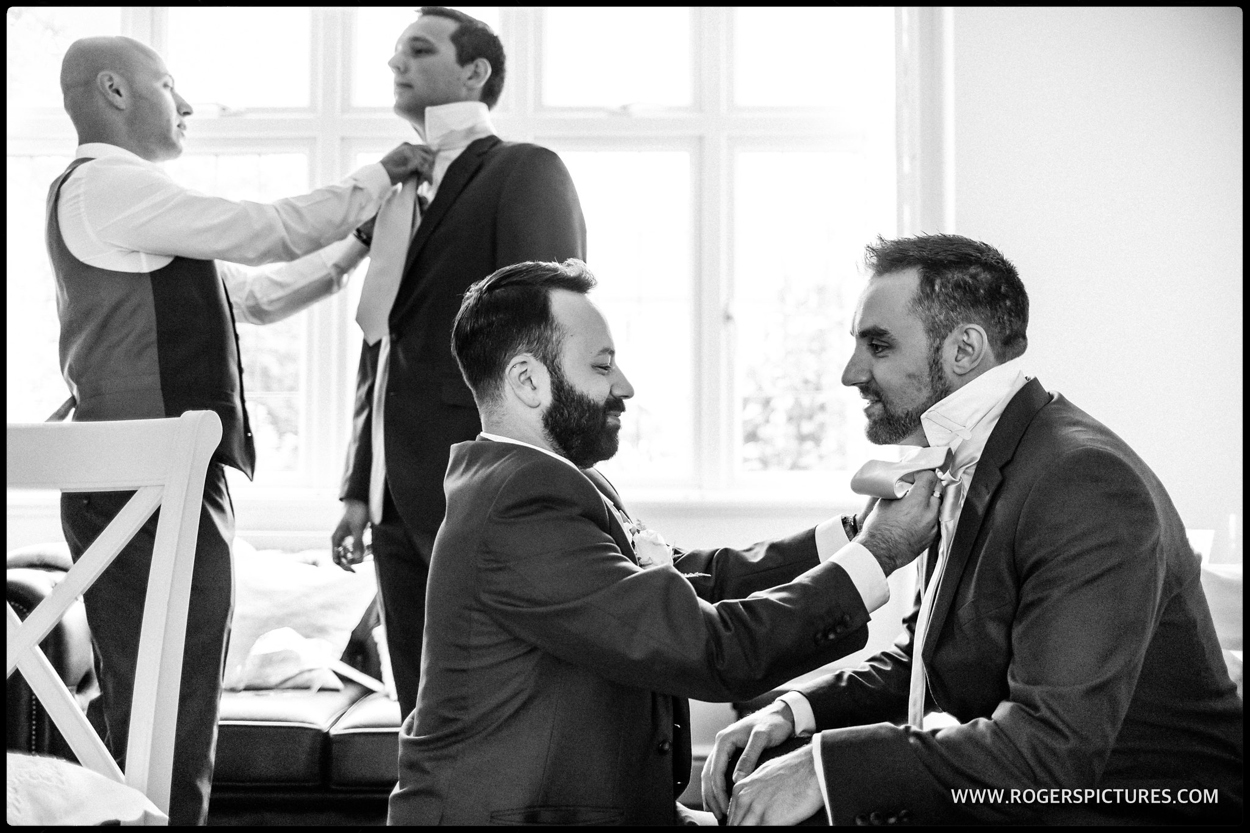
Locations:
330;7;587;722
703;234;1244;825
389;258;943;825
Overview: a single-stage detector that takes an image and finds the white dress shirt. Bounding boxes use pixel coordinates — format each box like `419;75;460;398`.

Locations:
57;142;394;324
783;356;1030;823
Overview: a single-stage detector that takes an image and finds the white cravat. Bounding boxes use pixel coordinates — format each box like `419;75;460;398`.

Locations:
907;470;965;728
355;179;419;345
356;181;420;523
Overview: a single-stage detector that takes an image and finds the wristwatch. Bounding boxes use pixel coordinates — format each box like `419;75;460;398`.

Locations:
840;513;860;541
353;226;372;247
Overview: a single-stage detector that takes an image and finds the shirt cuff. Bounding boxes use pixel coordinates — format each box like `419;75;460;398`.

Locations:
816;518;890;613
354;163;395;200
777;690;817;736
810;731;835;825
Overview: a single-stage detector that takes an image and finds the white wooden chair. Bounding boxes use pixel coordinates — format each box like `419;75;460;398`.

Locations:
6;411;222;824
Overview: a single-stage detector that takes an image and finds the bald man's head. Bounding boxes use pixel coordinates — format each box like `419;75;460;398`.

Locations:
60;36;192;162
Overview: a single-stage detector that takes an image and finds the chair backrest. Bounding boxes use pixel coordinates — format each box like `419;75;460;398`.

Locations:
6;410;221;817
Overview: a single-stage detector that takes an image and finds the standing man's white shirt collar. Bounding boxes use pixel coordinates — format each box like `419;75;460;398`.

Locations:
419;101;496;199
423;101;496;150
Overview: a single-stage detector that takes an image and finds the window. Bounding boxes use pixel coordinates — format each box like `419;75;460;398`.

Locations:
7;7;932;518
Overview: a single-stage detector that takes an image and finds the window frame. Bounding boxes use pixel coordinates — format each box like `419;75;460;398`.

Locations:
7;6;948;544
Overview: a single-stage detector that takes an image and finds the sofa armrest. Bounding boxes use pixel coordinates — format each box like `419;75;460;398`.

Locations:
7;558;100;759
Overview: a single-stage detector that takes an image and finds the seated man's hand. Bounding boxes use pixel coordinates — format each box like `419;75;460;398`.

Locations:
701;700;795;821
728;743;824;826
331;498;370;573
857;469;941;576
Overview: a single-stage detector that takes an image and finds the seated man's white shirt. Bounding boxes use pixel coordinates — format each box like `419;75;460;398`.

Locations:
58;143;393;324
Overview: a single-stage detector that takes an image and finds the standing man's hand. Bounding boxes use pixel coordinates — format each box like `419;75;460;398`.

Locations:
727;744;824;826
701;700;796;822
858;469;942;576
379;143;436;185
331;498;370;572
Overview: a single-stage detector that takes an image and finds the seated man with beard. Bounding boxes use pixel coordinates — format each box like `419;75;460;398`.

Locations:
387;258;943;826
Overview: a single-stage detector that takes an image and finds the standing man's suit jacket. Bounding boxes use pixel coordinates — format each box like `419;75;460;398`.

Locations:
340;136;587;539
801;378;1243;825
389;439;877;826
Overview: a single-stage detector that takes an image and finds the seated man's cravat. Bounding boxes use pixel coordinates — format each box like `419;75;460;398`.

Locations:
907;473;963;727
850;445;952;499
849;445;960;728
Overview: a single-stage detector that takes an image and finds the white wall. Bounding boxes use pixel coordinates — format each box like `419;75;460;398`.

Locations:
948;6;1243;563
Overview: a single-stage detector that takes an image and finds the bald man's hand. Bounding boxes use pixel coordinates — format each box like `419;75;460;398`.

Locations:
379;143;436;185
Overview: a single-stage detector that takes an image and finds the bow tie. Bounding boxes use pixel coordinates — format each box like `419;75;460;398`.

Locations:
851;446;954;499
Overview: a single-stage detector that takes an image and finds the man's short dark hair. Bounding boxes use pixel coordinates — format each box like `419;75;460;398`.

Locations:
419;6;506;108
865;233;1029;362
452;259;597;405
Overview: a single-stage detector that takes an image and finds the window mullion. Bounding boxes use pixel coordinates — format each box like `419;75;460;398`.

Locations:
302;6;351;492
697;6;732;493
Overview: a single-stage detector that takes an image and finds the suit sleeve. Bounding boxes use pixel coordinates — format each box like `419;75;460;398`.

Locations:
495;146;587;265
477;459;872;703
814;447;1172;824
339;338;380;503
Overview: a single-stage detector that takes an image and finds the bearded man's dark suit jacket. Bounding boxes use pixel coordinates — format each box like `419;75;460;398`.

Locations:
340;136;586;717
796;378;1242;825
388;438;879;826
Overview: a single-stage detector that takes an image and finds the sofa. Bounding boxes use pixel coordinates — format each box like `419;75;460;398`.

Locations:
7;540;401;825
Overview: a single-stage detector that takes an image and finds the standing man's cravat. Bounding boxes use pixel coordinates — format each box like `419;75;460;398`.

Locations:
907;472;964;727
356;178;419;344
356;179;420;523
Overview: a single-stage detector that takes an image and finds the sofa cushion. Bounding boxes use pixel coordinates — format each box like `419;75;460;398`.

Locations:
224;541;378;691
214;682;371;786
327;692;404;789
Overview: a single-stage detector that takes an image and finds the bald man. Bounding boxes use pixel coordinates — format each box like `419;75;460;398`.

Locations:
49;36;428;824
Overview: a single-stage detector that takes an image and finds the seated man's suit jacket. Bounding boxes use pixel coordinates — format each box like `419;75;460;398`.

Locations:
389;439;876;826
801;378;1243;825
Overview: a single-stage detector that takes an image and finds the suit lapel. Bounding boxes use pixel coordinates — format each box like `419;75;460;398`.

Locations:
922;378;1053;659
402;134;500;277
582;467;637;563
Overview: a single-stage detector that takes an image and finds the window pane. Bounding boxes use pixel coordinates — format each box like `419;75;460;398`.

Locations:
6;6;123;112
352;7;502;109
167;8;310;110
734;150;895;474
166;153;310;480
7;155;76;422
543;8;691;109
559;150;695;484
734;7;894;110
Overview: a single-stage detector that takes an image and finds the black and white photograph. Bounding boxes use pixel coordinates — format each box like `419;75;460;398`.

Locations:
6;6;1242;826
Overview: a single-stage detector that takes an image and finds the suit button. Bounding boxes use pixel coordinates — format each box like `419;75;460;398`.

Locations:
854;814;869;825
841;614;852;626
658;740;672;754
885;814;898;824
869;811;884;825
833;625;845;635
897;810;912;822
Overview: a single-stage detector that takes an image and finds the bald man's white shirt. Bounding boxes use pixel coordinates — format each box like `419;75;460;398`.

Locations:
57;143;394;324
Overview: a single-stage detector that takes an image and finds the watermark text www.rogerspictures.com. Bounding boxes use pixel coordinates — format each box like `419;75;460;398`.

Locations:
951;787;1221;806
